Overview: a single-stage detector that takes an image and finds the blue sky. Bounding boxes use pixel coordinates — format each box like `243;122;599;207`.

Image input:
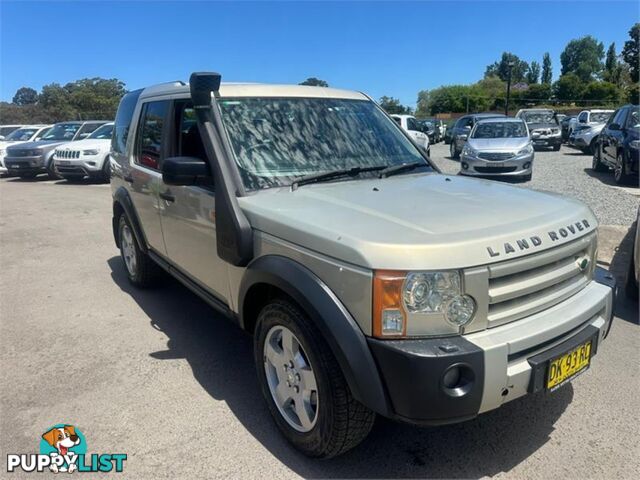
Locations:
1;1;637;107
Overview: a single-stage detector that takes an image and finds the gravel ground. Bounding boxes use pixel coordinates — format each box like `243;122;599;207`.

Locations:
0;177;638;479
430;142;639;226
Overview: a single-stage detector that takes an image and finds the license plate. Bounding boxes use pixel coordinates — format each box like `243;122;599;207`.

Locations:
546;340;592;391
58;161;70;165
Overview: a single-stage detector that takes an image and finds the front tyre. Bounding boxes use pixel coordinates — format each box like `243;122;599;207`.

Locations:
117;213;161;287
592;146;608;172
614;151;631;185
101;156;111;182
47;159;61;180
552;143;561;151
254;299;375;458
450;140;459;159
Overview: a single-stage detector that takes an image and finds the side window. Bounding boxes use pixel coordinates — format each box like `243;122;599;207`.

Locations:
460;117;473;128
175;102;206;160
578;112;588;123
113;89;142;156
392;117;401;126
77;123;101;139
626;107;639;128
406;117;419;131
612;108;627;128
135;101;169;170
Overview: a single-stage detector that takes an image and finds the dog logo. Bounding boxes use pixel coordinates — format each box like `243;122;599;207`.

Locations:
41;425;83;473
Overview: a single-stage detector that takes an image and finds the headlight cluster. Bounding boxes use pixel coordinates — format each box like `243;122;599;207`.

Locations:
462;145;478;157
517;144;534;155
82;149;100;156
373;270;477;338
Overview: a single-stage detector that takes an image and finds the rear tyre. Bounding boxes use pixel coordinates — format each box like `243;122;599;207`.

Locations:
254;299;375;458
592;147;608;172
117;213;161;287
614;151;631;185
552;144;561;151
626;248;639;300
586;137;598;155
101;156;111;182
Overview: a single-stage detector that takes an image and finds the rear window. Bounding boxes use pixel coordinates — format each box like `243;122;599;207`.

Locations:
112;89;142;155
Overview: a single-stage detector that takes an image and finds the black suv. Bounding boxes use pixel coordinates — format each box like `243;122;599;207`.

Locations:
592;104;639;185
449;113;505;159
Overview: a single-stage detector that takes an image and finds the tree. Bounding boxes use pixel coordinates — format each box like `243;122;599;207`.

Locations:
12;87;38;106
525;83;552;103
526;61;541;84
39;83;76;121
553;73;586;104
64;78;126;119
485;52;529;83
541;52;553;84
299;77;329;87
415;90;430;117
604;43;617;81
622;23;639;83
378;96;412;115
582;81;622;105
560;36;605;82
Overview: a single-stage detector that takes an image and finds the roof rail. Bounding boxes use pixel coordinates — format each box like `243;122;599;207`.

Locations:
141;80;187;96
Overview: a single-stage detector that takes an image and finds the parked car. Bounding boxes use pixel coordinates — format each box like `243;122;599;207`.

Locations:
4;121;108;179
444;120;454;144
54;123;114;182
421;118;444;143
418;120;438;144
555;113;567;125
627;207;639;300
459;117;533;181
391;114;430;155
592;104;639;185
0;125;52;176
561;115;577;142
449;113;505;158
0;125;25;139
568;109;614;154
110;73;615;458
515;109;561;150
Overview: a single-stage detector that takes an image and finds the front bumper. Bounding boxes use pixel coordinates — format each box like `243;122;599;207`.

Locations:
368;268;615;425
54;154;104;176
460;152;533;177
4;155;46;174
531;135;561;148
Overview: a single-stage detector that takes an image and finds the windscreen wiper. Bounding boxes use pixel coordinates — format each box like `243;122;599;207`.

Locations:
378;161;425;178
291;165;387;190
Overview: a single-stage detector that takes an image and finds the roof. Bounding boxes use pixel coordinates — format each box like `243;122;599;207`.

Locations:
470;113;506;118
139;81;368;101
476;117;525;123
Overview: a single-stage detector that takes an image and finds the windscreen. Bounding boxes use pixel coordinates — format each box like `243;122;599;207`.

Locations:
472;121;528;139
41;123;81;141
590;112;612;124
5;128;39;141
521;111;556;125
219;97;427;190
88;123;114;139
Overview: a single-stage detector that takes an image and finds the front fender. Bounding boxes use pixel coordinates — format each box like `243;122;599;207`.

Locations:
112;186;148;253
239;255;390;416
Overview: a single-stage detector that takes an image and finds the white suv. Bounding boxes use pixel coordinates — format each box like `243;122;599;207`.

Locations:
391;114;430;155
54;123;114;181
0;125;52;175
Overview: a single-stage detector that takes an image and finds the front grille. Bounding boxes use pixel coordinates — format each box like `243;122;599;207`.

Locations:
56;150;80;159
56;165;87;175
486;233;595;328
7;149;30;157
478;152;515;161
475;166;517;173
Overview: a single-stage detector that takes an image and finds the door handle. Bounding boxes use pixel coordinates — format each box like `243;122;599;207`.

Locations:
159;192;175;202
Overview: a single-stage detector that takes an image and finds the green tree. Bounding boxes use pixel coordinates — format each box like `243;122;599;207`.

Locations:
415;90;430;117
541;52;553;84
378;96;412;114
604;42;617;81
64;78;126;119
299;77;329;87
582;81;621;105
553;73;586;104
526;61;541;84
622;23;639;83
560;35;605;82
525;83;552;103
485;52;529;83
39;83;76;121
12;87;38;106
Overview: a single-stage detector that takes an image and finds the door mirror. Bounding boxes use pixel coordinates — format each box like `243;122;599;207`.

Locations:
162;156;213;186
609;123;621;131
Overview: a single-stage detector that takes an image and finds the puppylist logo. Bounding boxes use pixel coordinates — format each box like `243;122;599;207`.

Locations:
7;424;126;474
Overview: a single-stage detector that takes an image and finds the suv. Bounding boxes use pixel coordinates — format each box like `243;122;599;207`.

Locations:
112;73;615;458
568;110;614;155
515;109;562;150
592;104;639;184
449;113;505;159
390;114;430;155
0;125;52;176
54;122;114;182
4;121;108;179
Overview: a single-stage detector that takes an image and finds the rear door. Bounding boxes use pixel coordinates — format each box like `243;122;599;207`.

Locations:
158;100;230;302
129;100;170;254
604;108;627;163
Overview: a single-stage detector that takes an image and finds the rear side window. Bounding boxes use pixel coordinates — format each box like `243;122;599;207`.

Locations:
135;100;169;170
611;108;627;128
112;89;142;155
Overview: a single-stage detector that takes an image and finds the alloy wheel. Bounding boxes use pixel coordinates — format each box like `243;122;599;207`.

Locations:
120;224;137;276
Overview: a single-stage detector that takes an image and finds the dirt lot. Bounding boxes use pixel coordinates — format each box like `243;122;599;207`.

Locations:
1;157;638;478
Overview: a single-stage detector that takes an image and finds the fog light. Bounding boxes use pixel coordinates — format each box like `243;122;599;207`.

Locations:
87;161;96;166
523;162;531;169
442;366;461;388
381;309;404;336
441;364;475;397
462;162;469;170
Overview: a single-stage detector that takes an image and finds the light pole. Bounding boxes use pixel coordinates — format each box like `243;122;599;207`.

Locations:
505;61;515;116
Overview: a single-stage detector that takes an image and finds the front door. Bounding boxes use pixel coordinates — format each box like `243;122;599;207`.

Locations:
129;100;170;254
158;100;230;302
604;108;628;163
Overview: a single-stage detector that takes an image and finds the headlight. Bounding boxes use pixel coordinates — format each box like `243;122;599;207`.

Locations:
517;144;534;155
31;149;43;156
82;149;100;155
630;140;640;150
551;128;561;135
459;134;468;140
462;145;478;157
373;270;476;338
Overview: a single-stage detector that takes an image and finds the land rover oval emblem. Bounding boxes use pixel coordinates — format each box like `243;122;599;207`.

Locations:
578;258;590;271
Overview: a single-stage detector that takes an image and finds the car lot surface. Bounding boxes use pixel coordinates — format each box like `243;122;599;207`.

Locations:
430;142;639;226
0;161;638;479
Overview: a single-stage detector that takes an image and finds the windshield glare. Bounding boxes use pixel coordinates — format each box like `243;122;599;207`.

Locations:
5;128;38;141
41;123;81;141
591;112;612;124
88;124;113;139
472;121;527;139
219;98;428;190
522;112;556;124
